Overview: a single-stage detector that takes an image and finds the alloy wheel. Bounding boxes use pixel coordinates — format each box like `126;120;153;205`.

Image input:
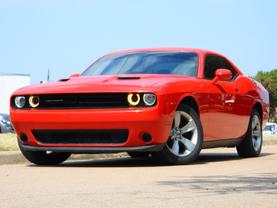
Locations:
167;111;198;157
251;114;262;151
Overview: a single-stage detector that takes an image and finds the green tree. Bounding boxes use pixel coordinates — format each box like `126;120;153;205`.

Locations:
253;69;277;122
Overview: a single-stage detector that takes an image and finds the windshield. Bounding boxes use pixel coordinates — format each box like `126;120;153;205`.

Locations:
82;52;198;77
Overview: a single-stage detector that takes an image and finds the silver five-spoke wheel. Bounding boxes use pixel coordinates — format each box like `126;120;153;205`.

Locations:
153;104;203;165
167;111;198;157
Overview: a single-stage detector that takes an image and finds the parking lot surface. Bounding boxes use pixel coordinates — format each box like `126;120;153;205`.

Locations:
0;145;277;208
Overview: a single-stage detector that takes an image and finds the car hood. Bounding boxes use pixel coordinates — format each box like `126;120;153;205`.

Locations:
13;74;195;95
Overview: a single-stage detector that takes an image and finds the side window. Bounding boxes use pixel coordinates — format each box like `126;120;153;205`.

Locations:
204;55;221;80
204;55;238;80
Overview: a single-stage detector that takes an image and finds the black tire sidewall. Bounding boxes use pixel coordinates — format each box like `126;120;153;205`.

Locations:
127;152;150;158
248;110;263;155
237;110;263;157
18;139;71;165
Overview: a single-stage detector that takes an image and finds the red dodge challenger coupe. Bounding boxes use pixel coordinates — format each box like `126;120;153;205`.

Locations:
10;48;269;165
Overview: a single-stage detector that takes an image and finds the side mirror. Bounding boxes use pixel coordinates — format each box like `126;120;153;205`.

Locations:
69;73;80;78
212;69;232;83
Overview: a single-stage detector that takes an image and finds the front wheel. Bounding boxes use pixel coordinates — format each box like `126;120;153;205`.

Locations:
18;141;71;165
153;104;203;165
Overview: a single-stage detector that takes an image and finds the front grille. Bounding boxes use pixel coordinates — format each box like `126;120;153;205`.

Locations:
32;129;129;144
11;93;156;109
37;93;128;109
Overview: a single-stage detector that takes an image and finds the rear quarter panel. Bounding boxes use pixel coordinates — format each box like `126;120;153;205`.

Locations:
250;78;270;128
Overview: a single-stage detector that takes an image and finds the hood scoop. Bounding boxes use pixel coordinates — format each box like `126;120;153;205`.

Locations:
117;76;141;80
58;78;70;82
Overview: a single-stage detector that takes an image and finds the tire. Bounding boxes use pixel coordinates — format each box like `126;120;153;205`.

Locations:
236;110;263;157
153;104;203;165
18;140;71;165
127;152;150;158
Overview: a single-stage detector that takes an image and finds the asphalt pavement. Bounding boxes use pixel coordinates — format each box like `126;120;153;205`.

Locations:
0;145;277;208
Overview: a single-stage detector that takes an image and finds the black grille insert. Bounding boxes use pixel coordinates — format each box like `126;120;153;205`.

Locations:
32;129;129;144
36;93;128;109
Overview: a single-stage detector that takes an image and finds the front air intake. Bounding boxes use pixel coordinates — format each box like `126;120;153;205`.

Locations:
32;129;129;144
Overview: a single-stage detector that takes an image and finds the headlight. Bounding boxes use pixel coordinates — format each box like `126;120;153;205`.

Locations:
143;93;157;106
127;93;140;106
29;96;40;108
14;96;26;109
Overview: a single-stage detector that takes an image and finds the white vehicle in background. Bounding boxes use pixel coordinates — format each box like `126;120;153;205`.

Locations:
263;122;277;135
0;73;30;115
0;113;14;133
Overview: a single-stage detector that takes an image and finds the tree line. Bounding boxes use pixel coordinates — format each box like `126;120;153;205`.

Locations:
253;69;277;122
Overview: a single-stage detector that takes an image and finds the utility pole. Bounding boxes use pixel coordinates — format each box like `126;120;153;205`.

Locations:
47;69;50;82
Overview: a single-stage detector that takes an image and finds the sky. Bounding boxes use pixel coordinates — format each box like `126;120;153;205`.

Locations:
0;0;276;83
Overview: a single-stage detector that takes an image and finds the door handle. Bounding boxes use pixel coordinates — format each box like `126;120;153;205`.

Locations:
225;99;235;104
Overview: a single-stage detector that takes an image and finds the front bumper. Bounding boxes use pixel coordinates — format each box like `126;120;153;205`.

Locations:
11;107;173;150
19;143;165;153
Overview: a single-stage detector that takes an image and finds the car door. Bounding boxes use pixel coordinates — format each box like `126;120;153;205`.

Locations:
202;54;240;140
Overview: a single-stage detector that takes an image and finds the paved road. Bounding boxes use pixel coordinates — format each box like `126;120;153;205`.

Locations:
1;145;277;208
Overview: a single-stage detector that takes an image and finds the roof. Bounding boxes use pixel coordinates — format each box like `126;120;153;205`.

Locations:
108;48;219;55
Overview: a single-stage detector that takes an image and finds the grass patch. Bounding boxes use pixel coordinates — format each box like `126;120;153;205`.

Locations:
0;134;19;151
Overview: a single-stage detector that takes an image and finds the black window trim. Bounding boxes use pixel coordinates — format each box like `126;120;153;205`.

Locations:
204;53;239;82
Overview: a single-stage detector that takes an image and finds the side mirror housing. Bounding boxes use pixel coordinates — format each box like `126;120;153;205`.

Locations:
69;73;80;78
212;69;232;83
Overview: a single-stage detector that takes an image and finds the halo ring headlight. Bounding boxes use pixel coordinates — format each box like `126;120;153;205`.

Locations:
14;96;26;109
143;93;157;106
29;96;40;108
127;93;140;106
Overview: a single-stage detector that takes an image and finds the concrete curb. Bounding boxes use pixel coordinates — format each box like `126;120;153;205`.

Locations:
0;138;276;166
0;152;128;165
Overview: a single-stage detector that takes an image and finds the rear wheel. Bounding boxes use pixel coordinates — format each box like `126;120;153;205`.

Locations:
153;104;203;165
18;141;71;165
236;110;262;157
